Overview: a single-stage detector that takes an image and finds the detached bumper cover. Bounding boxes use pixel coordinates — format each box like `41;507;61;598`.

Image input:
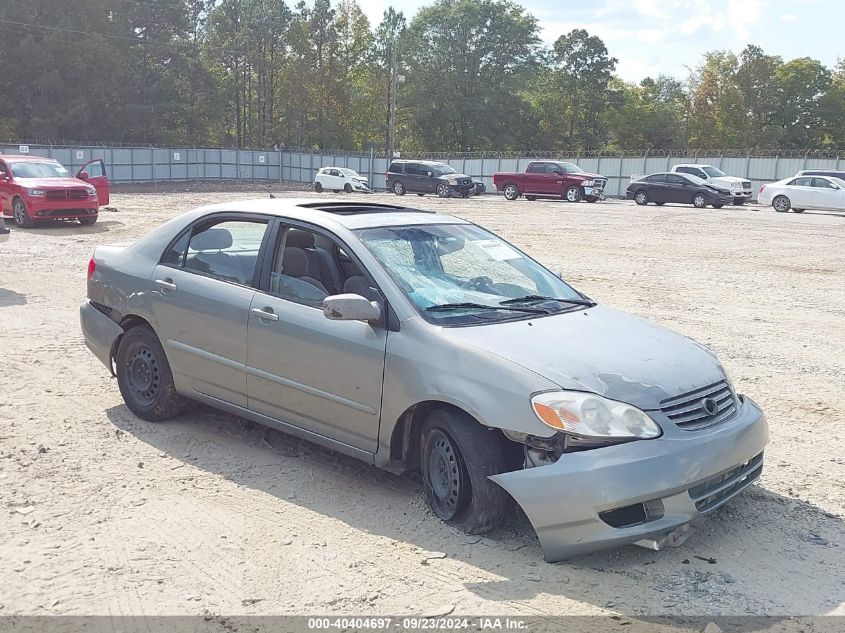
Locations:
80;300;124;371
583;186;605;199
490;396;768;561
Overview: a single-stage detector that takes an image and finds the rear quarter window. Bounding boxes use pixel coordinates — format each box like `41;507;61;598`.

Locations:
388;163;403;174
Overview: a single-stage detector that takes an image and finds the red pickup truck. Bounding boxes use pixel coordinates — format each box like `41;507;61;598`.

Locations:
493;160;607;203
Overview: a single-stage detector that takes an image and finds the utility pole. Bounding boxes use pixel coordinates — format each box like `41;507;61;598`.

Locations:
388;40;397;160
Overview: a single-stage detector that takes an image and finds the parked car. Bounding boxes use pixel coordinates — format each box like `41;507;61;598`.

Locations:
627;172;734;208
758;174;845;213
81;197;768;561
386;160;477;198
670;164;752;204
314;167;370;194
0;216;9;243
493;161;607;202
794;169;845;181
0;155;109;227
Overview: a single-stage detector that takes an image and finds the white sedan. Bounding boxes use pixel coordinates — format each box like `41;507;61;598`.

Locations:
759;174;845;213
314;167;370;194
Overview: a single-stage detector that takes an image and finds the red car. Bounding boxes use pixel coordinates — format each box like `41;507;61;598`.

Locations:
0;155;110;227
493;160;607;203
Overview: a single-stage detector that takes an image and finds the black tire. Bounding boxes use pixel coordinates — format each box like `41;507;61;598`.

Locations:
793;208;805;213
733;198;745;205
693;193;707;209
116;325;188;422
420;408;509;534
712;203;724;209
655;201;665;206
314;182;323;193
393;180;406;196
773;195;791;213
634;190;649;206
526;195;537;201
416;193;425;197
585;196;599;203
503;184;520;201
436;183;451;198
333;190;340;193
565;186;582;203
12;198;33;228
344;183;353;193
79;216;98;225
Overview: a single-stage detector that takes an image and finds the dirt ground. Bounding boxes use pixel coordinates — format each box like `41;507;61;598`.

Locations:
1;188;843;620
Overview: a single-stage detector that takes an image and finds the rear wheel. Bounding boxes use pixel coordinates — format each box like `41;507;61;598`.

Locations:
393;181;406;196
314;182;323;193
503;184;520;201
12;198;33;228
565;186;582;203
733;199;745;205
436;183;451;198
792;208;805;213
634;190;649;206
585;196;599;203
655;201;665;206
712;203;724;209
773;195;791;212
693;193;707;209
116;325;188;421
416;193;425;197
421;409;509;534
79;216;97;225
526;195;536;201
344;183;353;193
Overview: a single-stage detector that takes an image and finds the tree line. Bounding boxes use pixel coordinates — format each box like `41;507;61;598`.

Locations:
2;0;843;155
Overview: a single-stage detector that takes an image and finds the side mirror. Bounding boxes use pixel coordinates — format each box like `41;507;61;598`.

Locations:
78;171;89;180
322;293;381;322
426;171;433;177
0;173;8;181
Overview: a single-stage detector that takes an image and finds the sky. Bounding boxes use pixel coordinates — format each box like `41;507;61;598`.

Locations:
355;0;843;82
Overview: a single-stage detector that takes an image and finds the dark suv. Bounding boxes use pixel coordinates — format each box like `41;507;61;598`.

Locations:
386;160;477;198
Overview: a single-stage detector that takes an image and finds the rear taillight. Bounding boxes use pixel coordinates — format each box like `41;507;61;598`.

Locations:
87;258;96;280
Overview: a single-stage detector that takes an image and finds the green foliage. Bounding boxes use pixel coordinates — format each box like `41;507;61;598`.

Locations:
0;1;841;152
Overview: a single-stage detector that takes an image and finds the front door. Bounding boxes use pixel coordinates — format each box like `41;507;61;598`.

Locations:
523;162;550;194
0;161;11;216
664;174;690;203
811;177;845;210
77;159;110;206
149;216;270;407
246;223;387;451
786;177;814;208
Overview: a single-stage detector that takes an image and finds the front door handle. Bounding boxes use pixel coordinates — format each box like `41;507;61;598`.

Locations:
155;278;177;291
251;307;279;322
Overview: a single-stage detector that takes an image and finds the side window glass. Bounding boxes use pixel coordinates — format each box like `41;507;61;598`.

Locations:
86;160;105;178
813;178;834;189
406;164;420;176
791;177;812;187
526;163;544;174
0;162;7;176
388;163;401;174
162;232;190;266
546;163;561;174
184;220;268;285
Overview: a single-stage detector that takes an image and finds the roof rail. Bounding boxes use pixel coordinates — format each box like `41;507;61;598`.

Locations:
296;201;435;215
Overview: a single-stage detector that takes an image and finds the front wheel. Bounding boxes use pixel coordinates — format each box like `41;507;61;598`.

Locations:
793;208;805;213
116;325;188;421
436;183;451;198
733;198;745;205
585;196;599;203
655;201;665;206
693;193;707;209
503;184;520;201
12;198;33;228
634;190;649;206
314;182;323;193
393;181;406;196
712;203;724;209
421;409;509;534
79;216;98;225
565;186;582;203
773;195;791;212
344;183;353;193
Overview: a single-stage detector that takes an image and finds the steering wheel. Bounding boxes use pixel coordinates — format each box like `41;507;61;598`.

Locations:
459;275;494;291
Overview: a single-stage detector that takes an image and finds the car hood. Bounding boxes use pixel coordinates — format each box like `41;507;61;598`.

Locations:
444;305;727;410
710;176;747;186
571;172;604;180
16;177;88;188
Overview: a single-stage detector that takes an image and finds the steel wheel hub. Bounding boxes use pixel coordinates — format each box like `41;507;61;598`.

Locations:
428;431;461;512
127;347;160;404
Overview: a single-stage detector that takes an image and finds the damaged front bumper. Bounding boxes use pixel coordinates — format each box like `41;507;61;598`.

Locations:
490;396;768;561
80;300;124;371
582;185;605;199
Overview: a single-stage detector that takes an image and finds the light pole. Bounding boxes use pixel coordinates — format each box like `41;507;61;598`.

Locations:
387;40;405;160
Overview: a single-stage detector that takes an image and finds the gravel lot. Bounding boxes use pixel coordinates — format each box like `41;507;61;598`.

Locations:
1;189;843;619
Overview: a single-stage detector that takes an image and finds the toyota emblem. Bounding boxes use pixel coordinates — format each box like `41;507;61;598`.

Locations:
702;397;718;416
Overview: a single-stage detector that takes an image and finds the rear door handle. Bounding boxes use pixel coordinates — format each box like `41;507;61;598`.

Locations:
155;279;177;291
251;307;279;322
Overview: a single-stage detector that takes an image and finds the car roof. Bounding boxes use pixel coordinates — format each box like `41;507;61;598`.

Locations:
798;169;844;174
189;198;469;230
389;159;444;165
0;154;61;162
673;164;713;168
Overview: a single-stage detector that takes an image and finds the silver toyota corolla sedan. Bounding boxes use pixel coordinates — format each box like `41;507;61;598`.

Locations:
80;198;769;560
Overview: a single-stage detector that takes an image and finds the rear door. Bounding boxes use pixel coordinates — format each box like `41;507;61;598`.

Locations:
246;222;388;451
811;177;845;210
523;162;548;194
77;159;109;206
645;174;668;202
149;215;271;408
786;177;814;207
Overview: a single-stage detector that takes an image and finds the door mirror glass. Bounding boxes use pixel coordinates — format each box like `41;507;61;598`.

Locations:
323;294;381;322
78;171;89;180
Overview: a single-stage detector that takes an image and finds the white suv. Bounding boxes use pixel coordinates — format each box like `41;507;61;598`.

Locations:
314;167;370;194
671;164;753;204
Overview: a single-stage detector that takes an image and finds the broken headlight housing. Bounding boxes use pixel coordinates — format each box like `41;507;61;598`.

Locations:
531;391;661;440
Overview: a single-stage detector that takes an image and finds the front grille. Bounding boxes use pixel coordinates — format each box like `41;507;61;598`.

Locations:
689;452;763;513
458;178;471;186
741;180;751;189
46;189;88;200
593;177;607;189
659;380;737;430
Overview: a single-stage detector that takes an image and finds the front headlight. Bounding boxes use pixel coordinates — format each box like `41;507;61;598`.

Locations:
531;391;661;439
582;179;594;187
86;186;97;195
27;188;46;196
729;182;740;189
447;177;458;185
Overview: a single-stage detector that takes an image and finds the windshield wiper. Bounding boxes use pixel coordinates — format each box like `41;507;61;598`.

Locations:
425;302;550;314
499;294;596;307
